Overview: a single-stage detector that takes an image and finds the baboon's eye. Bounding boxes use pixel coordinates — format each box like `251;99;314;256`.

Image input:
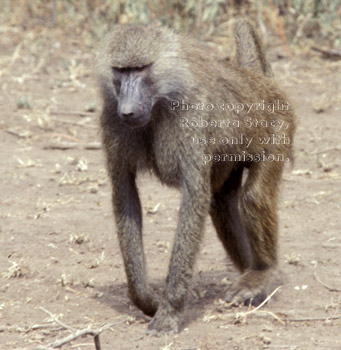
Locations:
112;65;151;74
112;67;130;74
134;65;150;72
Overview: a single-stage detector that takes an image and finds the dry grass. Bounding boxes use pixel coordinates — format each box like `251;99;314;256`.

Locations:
2;260;29;278
0;0;340;49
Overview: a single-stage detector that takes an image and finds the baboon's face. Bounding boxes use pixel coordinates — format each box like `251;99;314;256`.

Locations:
112;65;154;128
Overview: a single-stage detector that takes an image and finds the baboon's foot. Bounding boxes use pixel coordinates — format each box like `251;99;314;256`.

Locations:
225;268;281;306
147;303;180;334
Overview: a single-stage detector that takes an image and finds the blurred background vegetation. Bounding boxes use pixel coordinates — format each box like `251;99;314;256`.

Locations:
0;0;340;53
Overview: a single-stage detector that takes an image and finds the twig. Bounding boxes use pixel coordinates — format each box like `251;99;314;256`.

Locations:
51;117;97;128
51;110;95;117
258;310;285;324
29;324;64;332
83;142;102;150
39;307;76;331
313;265;341;292
269;0;291;57
311;46;341;60
94;334;101;350
0;324;63;333
238;286;281;317
43;142;79;150
233;287;284;324
263;346;292;349
309;146;341;155
9;42;23;68
149;0;155;20
6;128;31;139
36;323;116;350
288;315;341;322
43;141;101;150
39;133;82;142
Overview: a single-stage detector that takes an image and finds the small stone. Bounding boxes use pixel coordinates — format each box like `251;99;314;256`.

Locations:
261;336;272;345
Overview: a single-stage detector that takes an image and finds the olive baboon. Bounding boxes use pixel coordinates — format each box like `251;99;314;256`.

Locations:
96;19;296;333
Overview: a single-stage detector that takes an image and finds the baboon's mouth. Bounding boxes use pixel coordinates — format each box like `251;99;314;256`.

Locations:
122;115;150;128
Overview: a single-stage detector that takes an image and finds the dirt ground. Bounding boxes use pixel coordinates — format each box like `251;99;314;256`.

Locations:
0;25;340;350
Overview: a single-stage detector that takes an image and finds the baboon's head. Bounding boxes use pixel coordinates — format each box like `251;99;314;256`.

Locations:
97;24;190;128
111;64;153;128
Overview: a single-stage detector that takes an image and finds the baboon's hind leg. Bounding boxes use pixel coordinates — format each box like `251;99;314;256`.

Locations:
225;161;284;306
210;165;253;271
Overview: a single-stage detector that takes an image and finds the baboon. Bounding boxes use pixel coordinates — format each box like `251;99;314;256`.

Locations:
96;19;296;333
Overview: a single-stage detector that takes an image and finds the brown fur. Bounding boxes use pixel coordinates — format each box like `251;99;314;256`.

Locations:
233;18;274;78
96;19;296;333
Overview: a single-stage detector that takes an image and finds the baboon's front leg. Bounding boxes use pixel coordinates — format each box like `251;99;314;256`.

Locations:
111;172;158;316
148;175;211;333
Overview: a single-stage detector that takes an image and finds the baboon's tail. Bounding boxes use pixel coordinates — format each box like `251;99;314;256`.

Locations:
233;18;274;78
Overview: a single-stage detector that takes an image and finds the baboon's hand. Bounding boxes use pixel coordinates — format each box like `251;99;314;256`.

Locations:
147;303;180;334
